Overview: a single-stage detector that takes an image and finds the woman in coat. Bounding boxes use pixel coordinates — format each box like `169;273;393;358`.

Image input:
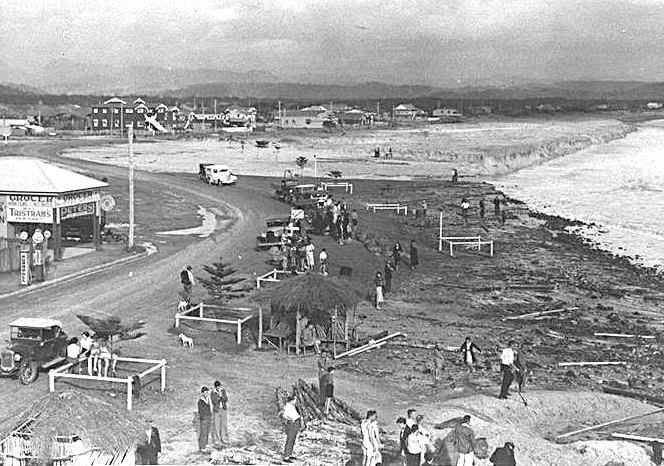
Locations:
460;336;481;372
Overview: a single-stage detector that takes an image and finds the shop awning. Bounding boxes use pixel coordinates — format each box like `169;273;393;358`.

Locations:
0;157;108;195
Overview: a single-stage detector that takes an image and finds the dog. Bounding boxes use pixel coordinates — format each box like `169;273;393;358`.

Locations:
178;333;194;350
177;299;190;312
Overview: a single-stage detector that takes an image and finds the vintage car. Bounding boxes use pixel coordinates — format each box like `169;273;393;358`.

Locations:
0;318;69;384
255;217;298;250
199;163;238;185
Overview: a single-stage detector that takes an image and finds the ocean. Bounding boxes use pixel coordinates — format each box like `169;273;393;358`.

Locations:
494;120;664;272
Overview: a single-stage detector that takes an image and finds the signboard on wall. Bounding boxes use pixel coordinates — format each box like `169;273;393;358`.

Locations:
60;202;96;221
0;195;6;237
55;191;100;208
19;250;30;285
6;195;54;223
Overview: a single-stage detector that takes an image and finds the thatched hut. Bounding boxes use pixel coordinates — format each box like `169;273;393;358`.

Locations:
0;391;151;465
257;272;361;354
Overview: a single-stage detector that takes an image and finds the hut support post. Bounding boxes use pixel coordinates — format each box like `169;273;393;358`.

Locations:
160;359;166;392
295;310;301;356
48;370;55;392
438;210;443;252
199;303;204;318
258;306;263;349
127;376;133;410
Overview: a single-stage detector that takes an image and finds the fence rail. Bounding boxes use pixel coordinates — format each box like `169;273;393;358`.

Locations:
365;203;408;216
175;303;254;344
438;235;494;257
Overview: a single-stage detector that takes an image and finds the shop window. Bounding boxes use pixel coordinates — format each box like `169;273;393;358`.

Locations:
102;109;108;114
92;119;98;126
93;108;98;114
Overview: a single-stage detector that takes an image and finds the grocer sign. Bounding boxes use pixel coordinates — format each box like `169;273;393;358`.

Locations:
60;202;96;220
7;195;54;223
55;191;100;208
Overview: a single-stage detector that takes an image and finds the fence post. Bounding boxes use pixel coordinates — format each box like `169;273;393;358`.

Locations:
49;370;55;392
175;314;180;328
258;306;263;349
160;359;167;393
237;320;242;344
256;277;261;289
438;211;443;252
490;241;494;257
199;303;204;318
127;376;133;411
450;242;454;257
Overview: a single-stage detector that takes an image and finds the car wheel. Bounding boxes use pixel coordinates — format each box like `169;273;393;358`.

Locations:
18;361;39;385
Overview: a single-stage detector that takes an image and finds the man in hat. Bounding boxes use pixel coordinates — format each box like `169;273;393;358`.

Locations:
136;419;161;464
197;386;212;453
282;394;302;463
490;441;516;466
210;380;229;447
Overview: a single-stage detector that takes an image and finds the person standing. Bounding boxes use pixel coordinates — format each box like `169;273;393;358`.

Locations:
181;265;194;296
384;261;394;293
460;337;482;372
490;441;516;466
375;272;385;310
318;352;333;405
406;408;418;428
319;248;328;276
404;423;425;466
210;380;229;447
392;242;402;272
499;341;516;399
460;198;470;227
409;240;419;271
396;417;408;466
493;196;501;217
452;168;459;183
479;199;486;220
197;387;212;453
432;344;445;381
324;367;335;415
136;419;162;465
361;411;378;466
416;414;434;464
305;240;315;271
281;394;302;463
453;415;476;466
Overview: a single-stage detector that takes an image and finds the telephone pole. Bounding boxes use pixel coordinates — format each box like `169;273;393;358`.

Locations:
128;125;135;249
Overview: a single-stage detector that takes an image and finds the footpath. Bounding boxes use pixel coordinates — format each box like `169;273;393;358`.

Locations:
0;243;154;300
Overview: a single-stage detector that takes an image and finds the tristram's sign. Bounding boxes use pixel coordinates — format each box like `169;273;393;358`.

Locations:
7;195;54;223
55;190;100;208
60;202;96;220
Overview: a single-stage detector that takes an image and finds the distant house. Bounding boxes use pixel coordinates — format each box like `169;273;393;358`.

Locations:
184;105;256;131
338;108;371;126
91;97;180;133
432;108;463;118
276;109;337;129
393;103;427;121
469;105;493;115
646;102;663;110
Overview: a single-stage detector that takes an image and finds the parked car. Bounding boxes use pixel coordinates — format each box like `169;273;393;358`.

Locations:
0;318;69;384
201;164;238;185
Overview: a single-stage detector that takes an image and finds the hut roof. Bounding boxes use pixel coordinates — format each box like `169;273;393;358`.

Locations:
0;390;147;459
256;272;361;324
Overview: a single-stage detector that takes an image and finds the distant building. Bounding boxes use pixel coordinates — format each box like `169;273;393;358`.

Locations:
90;97;180;133
184;105;257;131
432;108;464;122
337;108;371;126
275;109;337;129
393;103;427;121
646;102;663;110
469;105;493;115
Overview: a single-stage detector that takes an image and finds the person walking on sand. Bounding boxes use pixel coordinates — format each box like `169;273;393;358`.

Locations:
210;380;229;447
197;386;213;453
409;240;419;270
499;341;517;399
460;198;471;227
490;441;516;466
281;394;302;463
375;272;385;310
460;337;482;372
453;415;476;466
392;242;403;272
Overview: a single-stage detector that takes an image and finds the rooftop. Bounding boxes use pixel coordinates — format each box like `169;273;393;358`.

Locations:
0;157;108;194
9;318;63;328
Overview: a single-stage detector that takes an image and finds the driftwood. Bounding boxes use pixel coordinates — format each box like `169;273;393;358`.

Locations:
602;386;664;406
503;307;578;321
558;361;626;367
556;407;664;439
611;433;664;443
594;332;655;340
335;332;404;359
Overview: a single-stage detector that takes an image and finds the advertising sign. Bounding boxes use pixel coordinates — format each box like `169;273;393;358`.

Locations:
0;195;6;238
19;251;30;286
55;191;100;208
60;202;95;221
7;195;54;223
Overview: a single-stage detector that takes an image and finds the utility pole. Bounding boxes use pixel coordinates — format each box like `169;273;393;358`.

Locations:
128;125;135;250
278;100;282;129
214;98;217;131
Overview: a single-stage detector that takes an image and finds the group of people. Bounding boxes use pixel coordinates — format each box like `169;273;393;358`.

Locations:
374;240;419;309
372;146;393;159
397;409;434;465
65;331;116;377
196;381;230;453
460;196;506;226
311;196;359;244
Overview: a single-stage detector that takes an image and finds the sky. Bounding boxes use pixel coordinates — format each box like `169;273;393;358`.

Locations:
1;0;664;87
